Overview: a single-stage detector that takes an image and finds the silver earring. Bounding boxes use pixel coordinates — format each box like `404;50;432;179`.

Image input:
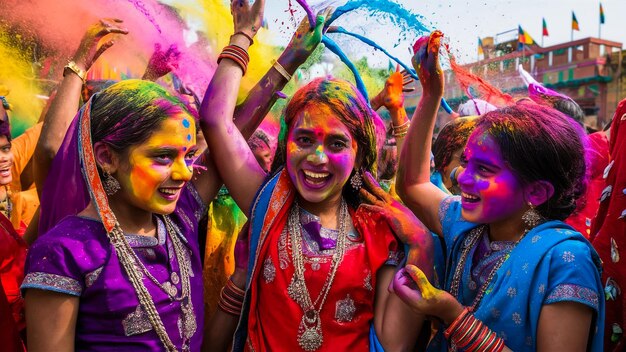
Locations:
102;171;121;196
522;202;543;229
350;170;363;190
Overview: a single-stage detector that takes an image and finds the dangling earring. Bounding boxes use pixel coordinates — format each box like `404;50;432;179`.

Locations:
102;171;121;196
522;202;543;229
350;170;363;190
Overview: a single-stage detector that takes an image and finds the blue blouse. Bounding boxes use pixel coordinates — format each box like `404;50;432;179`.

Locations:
427;196;605;351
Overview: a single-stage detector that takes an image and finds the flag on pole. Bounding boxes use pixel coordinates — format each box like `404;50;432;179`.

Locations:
572;11;580;31
478;37;484;55
518;25;536;50
542;18;549;36
600;3;605;24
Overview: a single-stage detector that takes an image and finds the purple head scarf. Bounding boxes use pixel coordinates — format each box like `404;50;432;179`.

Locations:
38;106;90;234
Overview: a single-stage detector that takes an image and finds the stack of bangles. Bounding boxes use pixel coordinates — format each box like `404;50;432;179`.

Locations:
391;120;410;138
217;278;245;316
443;307;505;352
218;44;250;75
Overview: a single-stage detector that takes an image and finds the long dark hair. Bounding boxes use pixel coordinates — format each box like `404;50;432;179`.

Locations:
272;78;377;208
475;102;588;220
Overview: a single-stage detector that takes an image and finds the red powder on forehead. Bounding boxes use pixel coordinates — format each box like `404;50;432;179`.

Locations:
448;54;515;108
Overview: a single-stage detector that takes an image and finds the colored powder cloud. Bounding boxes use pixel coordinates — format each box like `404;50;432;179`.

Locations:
0;28;46;136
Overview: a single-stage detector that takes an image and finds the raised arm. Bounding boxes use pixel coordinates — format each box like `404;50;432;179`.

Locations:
395;31;447;236
192;8;333;209
141;43;180;82
371;67;414;154
199;0;265;216
33;19;128;198
200;4;336;215
233;7;334;139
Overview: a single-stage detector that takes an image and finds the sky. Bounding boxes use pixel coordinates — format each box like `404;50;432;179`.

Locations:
260;0;625;66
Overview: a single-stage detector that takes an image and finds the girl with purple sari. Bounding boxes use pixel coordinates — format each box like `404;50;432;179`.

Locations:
22;79;213;351
22;2;313;349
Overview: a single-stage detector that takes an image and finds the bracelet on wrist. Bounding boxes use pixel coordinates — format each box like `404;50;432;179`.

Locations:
232;31;254;46
217;277;246;316
444;309;505;352
63;61;87;82
272;59;292;81
218;45;250;74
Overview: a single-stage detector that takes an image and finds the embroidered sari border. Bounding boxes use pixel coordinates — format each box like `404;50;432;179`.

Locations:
22;272;82;296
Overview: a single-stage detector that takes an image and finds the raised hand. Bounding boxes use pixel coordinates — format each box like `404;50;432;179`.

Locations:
72;18;129;72
359;171;429;247
231;0;265;40
392;265;464;324
370;65;414;111
142;43;181;81
278;6;334;73
411;30;444;98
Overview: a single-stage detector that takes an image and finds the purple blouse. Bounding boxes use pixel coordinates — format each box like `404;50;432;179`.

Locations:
22;183;207;351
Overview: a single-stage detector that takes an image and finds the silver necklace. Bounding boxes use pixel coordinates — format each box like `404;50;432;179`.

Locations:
286;199;349;351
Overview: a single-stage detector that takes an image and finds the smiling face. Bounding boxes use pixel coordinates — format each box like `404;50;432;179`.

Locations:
286;104;358;208
456;130;527;225
0;136;13;186
114;113;197;215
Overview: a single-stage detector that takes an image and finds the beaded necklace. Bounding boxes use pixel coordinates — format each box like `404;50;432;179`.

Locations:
286;199;349;351
108;215;195;352
449;225;528;310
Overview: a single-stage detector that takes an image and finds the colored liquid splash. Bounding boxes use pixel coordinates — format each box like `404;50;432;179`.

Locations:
328;0;430;40
330;27;418;80
322;35;369;102
329;27;453;113
294;0;316;30
448;54;514;107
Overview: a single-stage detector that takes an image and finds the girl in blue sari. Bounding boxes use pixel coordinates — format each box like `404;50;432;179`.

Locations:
394;31;604;351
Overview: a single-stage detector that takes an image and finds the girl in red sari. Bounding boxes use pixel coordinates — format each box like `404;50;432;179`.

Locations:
200;1;433;350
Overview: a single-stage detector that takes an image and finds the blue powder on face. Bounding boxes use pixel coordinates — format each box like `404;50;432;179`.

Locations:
182;119;191;128
187;134;192;141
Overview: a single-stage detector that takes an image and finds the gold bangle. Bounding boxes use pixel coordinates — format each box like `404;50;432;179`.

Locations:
391;120;410;130
272;59;292;81
63;61;87;82
393;132;408;138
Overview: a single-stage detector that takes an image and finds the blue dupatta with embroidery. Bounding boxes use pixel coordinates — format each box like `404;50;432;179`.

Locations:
427;196;605;351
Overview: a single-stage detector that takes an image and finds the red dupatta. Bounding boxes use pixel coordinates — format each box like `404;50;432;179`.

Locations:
0;212;26;351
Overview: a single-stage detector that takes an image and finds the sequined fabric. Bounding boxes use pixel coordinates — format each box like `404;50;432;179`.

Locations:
22;184;206;351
